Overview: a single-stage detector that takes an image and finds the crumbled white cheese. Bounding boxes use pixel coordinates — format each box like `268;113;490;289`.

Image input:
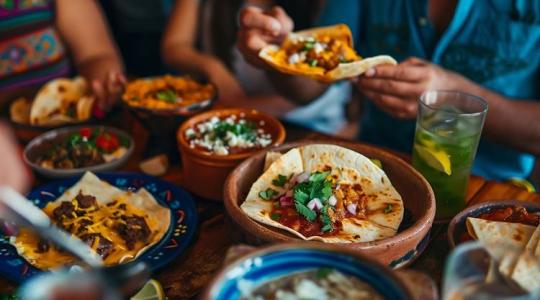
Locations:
313;42;325;54
288;53;300;64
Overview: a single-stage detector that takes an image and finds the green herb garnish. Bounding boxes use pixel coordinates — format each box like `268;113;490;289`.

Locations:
156;89;177;103
295;202;317;221
302;41;315;51
309;59;318;67
212;120;257;144
316;267;333;279
384;204;393;214
272;174;287;187
259;188;277;201
270;213;281;221
320;204;334;232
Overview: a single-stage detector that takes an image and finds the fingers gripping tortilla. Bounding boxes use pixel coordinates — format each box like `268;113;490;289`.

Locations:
11;172;170;270
241;144;404;243
259;24;397;82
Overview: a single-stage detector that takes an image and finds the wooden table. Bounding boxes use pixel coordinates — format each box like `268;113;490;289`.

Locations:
2;113;540;299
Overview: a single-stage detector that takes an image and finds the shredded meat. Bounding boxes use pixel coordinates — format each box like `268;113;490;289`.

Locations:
80;233;114;259
53;202;75;221
114;215;151;250
75;192;98;209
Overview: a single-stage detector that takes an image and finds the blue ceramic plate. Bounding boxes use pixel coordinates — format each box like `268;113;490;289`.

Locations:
448;200;540;248
203;243;412;300
0;172;198;283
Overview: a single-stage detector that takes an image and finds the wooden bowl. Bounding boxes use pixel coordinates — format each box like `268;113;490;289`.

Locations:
447;200;540;248
177;108;286;201
224;141;436;268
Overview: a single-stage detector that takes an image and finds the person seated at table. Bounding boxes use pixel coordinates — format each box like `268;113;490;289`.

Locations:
161;0;354;135
236;0;540;181
0;0;125;112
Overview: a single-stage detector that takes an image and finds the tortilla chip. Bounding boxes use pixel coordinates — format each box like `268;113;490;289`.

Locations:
259;24;397;82
510;252;540;292
241;144;404;243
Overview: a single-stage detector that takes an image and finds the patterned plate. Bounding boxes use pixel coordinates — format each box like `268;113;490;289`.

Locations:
0;172;198;283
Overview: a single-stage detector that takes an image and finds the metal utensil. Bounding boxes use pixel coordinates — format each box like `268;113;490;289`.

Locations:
0;186;103;267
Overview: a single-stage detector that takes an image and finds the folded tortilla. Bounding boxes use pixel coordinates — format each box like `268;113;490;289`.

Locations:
259;24;396;82
11;172;171;270
241;144;404;243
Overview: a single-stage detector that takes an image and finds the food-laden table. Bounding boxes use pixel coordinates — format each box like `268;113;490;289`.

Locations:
1;112;539;299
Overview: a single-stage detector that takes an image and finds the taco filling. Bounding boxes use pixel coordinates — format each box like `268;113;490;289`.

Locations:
11;172;170;270
241;144;404;243
285;36;359;71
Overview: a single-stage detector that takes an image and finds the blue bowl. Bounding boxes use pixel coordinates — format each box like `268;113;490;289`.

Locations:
448;200;540;248
203;243;412;300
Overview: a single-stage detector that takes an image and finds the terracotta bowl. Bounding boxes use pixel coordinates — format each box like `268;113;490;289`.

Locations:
447;200;540;248
201;242;413;300
177;108;286;201
224;141;436;268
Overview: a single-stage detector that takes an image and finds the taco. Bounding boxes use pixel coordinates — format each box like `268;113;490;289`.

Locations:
241;144;404;243
29;77;95;126
259;24;397;82
11;172;170;270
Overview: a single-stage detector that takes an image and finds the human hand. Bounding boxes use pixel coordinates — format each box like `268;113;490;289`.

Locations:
237;6;294;68
88;70;127;117
355;57;467;119
0;124;31;194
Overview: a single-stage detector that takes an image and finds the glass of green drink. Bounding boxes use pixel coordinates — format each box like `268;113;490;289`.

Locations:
412;90;488;222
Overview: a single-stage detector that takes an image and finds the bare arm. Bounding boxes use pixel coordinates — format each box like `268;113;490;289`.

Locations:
162;0;245;101
55;0;125;110
237;5;328;104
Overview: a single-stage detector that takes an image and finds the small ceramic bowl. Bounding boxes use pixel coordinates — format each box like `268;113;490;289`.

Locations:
177;108;286;201
201;243;413;300
447;200;540;248
224;141;436;268
23;125;134;178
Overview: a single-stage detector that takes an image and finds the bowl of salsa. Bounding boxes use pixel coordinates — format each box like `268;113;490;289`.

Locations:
177;108;286;200
448;200;540;248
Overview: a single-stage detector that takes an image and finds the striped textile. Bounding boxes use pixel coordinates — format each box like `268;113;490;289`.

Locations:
0;0;71;92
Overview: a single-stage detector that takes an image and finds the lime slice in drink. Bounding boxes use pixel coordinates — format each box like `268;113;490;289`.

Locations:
131;279;166;300
414;144;452;175
507;178;536;193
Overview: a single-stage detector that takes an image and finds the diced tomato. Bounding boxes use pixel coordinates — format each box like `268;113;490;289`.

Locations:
79;127;92;138
96;133;119;153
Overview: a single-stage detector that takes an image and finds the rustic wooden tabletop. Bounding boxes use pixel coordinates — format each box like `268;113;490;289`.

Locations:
1;111;539;299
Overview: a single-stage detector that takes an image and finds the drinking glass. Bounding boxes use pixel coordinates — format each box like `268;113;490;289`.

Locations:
412;90;487;222
443;242;540;300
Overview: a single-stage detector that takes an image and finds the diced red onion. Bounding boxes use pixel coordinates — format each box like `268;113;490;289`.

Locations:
295;172;310;183
307;198;323;211
347;203;357;215
328;195;337;206
279;196;294;208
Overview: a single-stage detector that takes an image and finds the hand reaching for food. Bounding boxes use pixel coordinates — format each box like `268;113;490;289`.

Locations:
355;57;468;119
88;70;127;116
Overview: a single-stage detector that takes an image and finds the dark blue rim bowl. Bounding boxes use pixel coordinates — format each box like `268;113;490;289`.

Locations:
202;243;412;300
448;200;540;248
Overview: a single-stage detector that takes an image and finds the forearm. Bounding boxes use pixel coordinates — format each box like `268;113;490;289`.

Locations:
75;54;123;78
461;80;540;156
162;45;222;78
267;71;329;104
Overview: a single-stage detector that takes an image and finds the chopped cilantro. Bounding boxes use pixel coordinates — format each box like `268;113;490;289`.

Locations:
295;202;316;221
272;174;288;187
212;120;257;144
302;41;315;51
259;188;277;201
316;267;333;279
156;89;177;103
293;184;310;204
309;171;330;182
384;204;393;214
309;59;318;67
270;213;281;221
320;204;334;232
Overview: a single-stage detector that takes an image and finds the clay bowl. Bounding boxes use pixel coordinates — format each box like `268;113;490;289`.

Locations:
177;108;286;201
202;242;413;300
448;200;540;248
224;140;436;268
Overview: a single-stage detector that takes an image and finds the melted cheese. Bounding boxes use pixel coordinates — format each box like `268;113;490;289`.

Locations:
13;196;159;270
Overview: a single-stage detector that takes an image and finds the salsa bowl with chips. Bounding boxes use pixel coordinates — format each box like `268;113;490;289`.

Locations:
177;108;286;201
224;141;435;268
